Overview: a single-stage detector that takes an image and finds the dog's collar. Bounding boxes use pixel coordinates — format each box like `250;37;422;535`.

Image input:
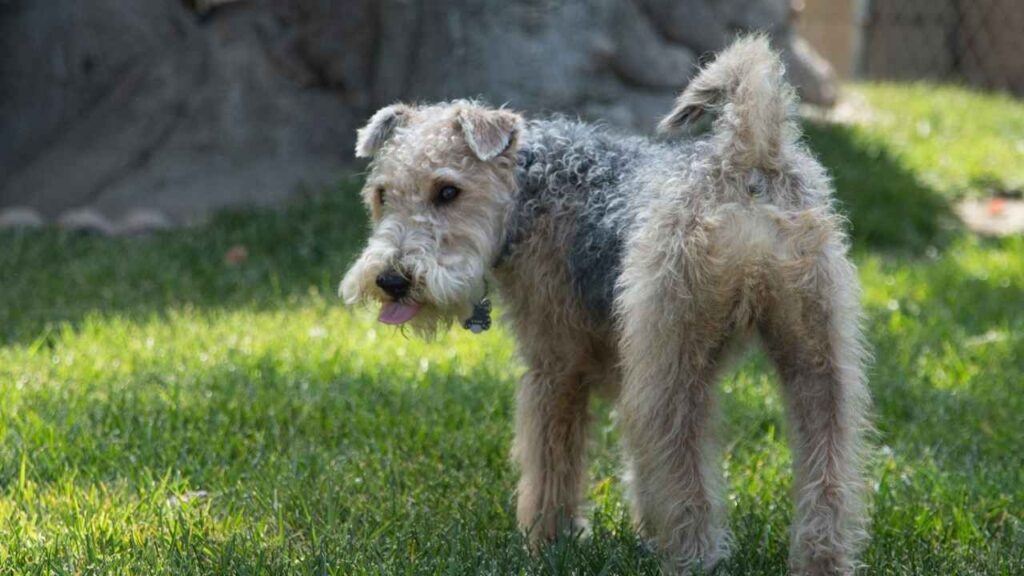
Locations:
491;226;514;270
462;291;492;334
462;276;493;334
461;234;510;334
463;179;520;334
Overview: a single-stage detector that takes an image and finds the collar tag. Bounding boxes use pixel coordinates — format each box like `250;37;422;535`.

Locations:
462;298;492;334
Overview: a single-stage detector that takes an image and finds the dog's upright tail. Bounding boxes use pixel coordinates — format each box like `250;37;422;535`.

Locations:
658;35;798;172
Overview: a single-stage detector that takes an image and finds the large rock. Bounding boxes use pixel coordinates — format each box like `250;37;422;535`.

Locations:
0;0;838;223
0;0;360;223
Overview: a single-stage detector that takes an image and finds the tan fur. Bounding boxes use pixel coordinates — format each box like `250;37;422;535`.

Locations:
342;38;870;576
341;101;520;335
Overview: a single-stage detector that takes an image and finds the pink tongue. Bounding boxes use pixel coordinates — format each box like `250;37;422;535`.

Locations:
378;301;421;325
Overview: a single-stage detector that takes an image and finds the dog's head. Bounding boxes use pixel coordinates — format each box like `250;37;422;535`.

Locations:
340;101;522;335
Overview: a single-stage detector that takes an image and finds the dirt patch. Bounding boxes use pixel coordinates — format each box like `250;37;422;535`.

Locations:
957;197;1024;236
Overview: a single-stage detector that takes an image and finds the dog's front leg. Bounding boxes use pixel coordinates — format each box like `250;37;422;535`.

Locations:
512;367;591;547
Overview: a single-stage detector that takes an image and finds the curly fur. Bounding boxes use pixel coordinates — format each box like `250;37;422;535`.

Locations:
342;37;871;575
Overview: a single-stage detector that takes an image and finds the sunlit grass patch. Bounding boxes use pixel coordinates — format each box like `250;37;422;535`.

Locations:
855;83;1024;199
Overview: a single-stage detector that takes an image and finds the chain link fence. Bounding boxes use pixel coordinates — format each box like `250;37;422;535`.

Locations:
799;0;1023;96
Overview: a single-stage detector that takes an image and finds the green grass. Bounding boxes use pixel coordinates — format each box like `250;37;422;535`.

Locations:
1;84;1022;574
856;84;1024;200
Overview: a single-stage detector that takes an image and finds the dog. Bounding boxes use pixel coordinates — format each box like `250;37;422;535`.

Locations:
340;36;870;575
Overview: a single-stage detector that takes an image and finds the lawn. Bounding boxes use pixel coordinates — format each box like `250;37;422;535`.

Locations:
1;84;1022;575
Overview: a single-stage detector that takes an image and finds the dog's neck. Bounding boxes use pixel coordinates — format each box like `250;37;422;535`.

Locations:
488;117;654;327
462;154;529;334
490;145;538;272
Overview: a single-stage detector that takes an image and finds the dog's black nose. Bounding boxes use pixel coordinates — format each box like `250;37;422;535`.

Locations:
376;270;411;299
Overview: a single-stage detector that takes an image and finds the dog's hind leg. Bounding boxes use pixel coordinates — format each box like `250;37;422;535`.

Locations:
759;248;870;576
616;230;736;574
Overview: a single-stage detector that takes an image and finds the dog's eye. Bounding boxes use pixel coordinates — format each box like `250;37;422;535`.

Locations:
376;187;386;206
435;185;461;206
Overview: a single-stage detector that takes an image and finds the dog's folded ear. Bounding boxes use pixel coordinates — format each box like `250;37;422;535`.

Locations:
355;104;412;158
456;107;522;161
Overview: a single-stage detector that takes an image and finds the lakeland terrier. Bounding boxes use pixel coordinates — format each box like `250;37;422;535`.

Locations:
340;37;870;575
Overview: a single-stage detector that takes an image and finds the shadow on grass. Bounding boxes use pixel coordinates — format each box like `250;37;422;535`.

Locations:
803;121;958;252
0;184;369;346
0;124;960;346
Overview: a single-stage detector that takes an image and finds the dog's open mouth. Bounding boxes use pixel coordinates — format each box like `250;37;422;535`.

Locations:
378;301;421;325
